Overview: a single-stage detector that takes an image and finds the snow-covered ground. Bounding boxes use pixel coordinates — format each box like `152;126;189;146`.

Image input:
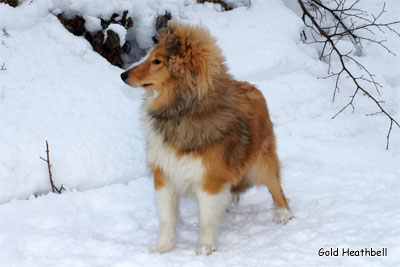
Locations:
0;0;399;266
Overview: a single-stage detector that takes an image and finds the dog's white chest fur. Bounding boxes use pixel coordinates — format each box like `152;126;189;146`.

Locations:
142;104;205;195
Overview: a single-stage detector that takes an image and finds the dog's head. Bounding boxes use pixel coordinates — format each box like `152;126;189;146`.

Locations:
121;20;224;104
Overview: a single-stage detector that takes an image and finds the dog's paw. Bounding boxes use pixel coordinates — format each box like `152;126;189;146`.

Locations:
150;243;174;254
195;244;215;255
274;208;294;225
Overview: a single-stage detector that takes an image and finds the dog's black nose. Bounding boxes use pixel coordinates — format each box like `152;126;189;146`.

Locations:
120;72;128;81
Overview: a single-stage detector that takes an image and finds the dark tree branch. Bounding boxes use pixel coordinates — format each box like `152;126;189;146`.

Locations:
298;0;400;149
312;0;359;42
40;140;65;194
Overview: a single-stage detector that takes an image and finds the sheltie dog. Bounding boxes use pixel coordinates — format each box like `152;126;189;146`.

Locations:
121;20;293;255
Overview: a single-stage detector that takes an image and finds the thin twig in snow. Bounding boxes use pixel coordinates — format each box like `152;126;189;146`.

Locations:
40;140;65;194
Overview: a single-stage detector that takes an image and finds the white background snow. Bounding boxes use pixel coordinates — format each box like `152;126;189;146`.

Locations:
0;0;399;266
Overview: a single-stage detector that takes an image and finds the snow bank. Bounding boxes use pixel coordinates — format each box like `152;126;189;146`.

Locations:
0;1;148;203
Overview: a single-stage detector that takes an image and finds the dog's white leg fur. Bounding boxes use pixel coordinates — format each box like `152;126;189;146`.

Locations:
195;186;231;255
274;207;294;225
151;183;179;253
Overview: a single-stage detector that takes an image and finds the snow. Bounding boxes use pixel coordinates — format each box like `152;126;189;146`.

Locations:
84;15;102;33
105;23;127;46
1;0;400;266
0;8;146;203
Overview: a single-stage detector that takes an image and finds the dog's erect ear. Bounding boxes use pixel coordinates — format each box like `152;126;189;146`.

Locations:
165;33;182;57
164;21;183;57
162;21;223;97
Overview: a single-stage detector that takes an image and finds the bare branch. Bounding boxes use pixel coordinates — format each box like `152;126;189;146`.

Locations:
366;111;383;117
387;120;393;150
312;0;359;42
40;140;65;194
298;0;400;149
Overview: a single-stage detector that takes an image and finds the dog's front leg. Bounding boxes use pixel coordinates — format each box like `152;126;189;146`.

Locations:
151;182;179;253
195;186;230;255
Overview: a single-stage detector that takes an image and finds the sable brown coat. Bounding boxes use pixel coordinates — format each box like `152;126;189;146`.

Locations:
121;21;292;255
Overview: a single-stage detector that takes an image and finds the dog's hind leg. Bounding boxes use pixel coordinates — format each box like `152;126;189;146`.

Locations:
249;141;293;224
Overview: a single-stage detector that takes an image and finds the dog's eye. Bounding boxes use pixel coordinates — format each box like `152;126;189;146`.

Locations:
152;59;162;65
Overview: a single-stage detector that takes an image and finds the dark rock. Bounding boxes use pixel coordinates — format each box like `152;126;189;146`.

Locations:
57;14;86;36
105;30;120;51
156;11;172;31
197;0;233;11
0;0;18;8
100;13;119;29
121;11;134;29
57;11;134;67
153;12;172;43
